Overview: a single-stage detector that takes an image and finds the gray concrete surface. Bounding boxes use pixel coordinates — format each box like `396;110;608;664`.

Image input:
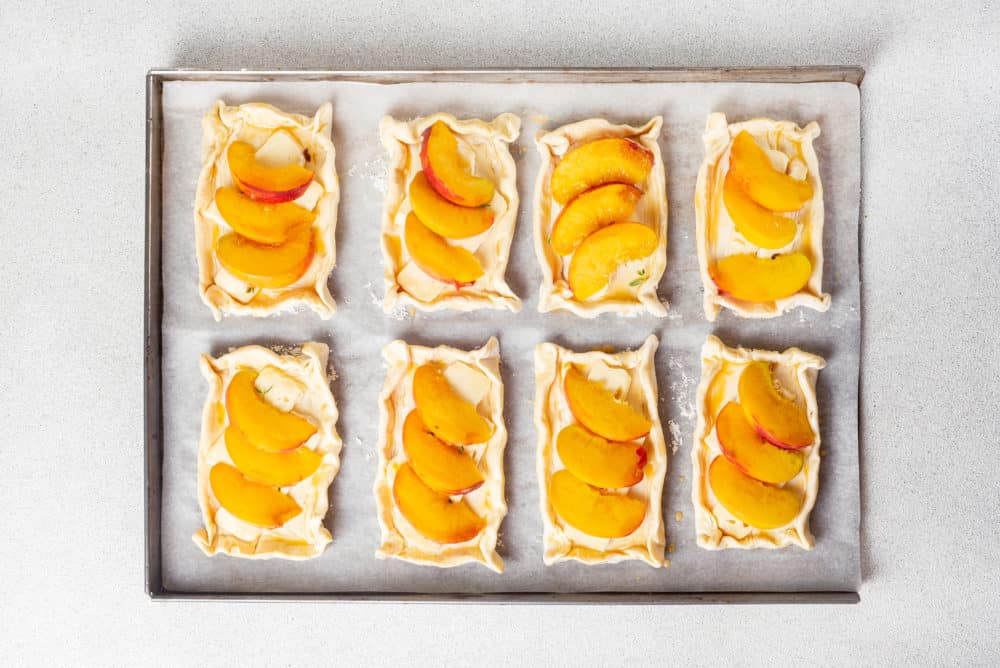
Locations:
1;1;998;665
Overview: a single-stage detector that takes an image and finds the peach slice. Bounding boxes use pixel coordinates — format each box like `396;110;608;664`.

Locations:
549;469;646;538
404;213;484;286
412;364;494;445
708;456;800;529
564;367;651;442
715;402;803;484
224;426;323;487
209;462;302;528
550;183;643;255
216;223;315;289
710;252;811;303
215;186;315;245
227;141;314;204
402;411;485;495
225;370;317;452
568;222;657;300
556;424;646;489
408;171;494;240
549;137;654;204
722;171;797;249
420;121;495;207
737;361;814;449
728;131;813;212
393;463;485;543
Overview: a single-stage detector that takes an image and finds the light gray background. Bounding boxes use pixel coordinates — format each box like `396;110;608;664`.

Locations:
1;0;997;665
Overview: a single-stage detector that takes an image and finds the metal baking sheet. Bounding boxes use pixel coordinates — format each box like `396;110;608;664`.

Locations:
145;68;863;602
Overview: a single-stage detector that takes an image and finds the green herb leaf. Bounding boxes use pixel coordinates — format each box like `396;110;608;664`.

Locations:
629;277;645;287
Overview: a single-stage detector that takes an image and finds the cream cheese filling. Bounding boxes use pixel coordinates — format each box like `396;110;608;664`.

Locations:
193;343;342;560
380;113;521;313
374;337;507;573
194;101;339;320
535;337;666;567
691;335;825;550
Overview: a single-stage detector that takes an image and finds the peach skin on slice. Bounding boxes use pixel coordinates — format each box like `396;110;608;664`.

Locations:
420;121;495;207
402;411;485;495
737;361;814;449
728;130;813;212
216;223;315;289
549;469;646;538
710;252;811;303
715;402;803;484
708;456;800;529
564;366;651;442
408;171;494;240
412;364;494;445
224;425;323;487
393;463;485;543
227;141;314;204
549;137;653;204
568;222;658;300
556;424;646;489
225;370;317;452
209;462;302;528
722;171;797;249
550;183;643;255
404;213;484;286
215;186;315;245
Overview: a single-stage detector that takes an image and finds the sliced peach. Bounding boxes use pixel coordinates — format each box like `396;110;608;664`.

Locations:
209;462;302;528
550;137;653;204
224;425;323;487
722;171;797;249
393;463;485;543
412;364;493;445
708;456;800;529
728;131;813;212
404;213;484;286
402;411;485;495
216;223;314;289
568;222;657;300
550;183;642;255
715;402;803;484
710;252;811;303
227;141;314;204
556;424;645;489
408;171;494;239
564;366;651;442
420;121;495;207
225;370;317;452
738;362;814;449
549;469;646;538
215;186;315;245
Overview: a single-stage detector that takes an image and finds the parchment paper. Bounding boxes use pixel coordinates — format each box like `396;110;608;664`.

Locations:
159;78;860;594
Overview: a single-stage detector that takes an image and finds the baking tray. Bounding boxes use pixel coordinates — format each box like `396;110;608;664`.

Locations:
145;68;864;603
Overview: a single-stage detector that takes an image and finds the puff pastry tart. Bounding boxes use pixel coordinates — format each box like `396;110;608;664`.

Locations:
692;335;825;550
374;337;507;572
534;336;666;567
193;343;342;559
380;113;521;313
533;118;668;317
695;113;830;321
194;101;339;320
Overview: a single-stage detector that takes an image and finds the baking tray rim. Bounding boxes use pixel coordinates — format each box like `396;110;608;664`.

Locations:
144;66;864;603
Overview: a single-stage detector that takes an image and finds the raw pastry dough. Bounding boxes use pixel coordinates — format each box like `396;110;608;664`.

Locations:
374;337;507;572
534;336;666;566
193;342;342;559
533;118;668;318
692;335;825;550
194;101;339;319
380;113;521;313
695;113;830;320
